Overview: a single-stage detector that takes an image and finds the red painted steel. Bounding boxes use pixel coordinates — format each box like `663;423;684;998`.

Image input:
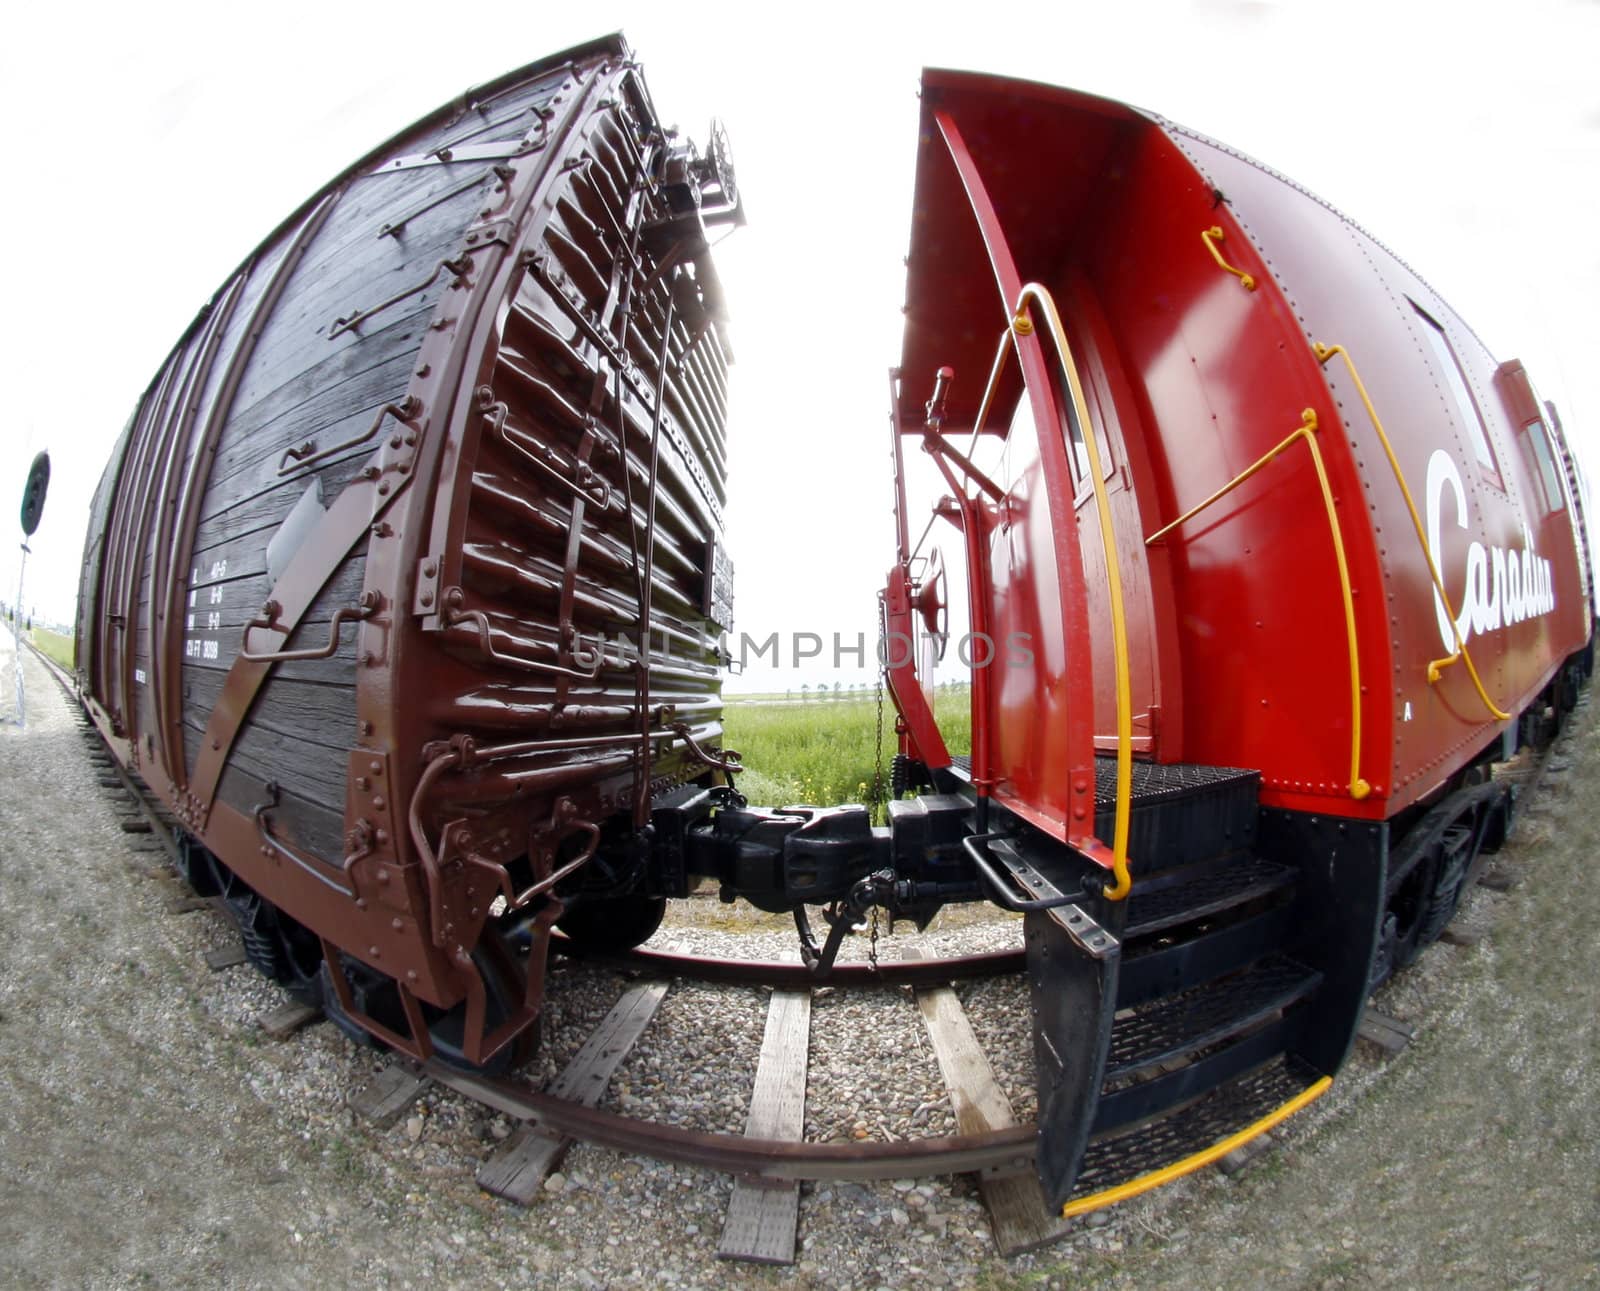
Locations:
893;69;1590;829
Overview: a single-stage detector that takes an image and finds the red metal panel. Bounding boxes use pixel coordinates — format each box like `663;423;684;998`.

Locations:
1073;122;1389;814
929;105;1099;842
1166;127;1586;812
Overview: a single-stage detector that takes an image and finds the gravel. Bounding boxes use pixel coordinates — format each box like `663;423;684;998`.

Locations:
3;634;1597;1289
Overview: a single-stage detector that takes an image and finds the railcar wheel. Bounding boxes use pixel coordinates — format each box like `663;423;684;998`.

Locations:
320;932;537;1075
556;895;667;952
204;851;323;1004
1374;849;1438;986
174;834;221;898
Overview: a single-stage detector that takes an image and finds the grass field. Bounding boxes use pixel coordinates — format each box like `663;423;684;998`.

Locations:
29;626;74;671
722;687;970;818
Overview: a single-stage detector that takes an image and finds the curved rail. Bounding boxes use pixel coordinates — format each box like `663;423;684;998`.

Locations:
1313;341;1511;722
26;602;1581;1220
1146;408;1371;801
551;936;1026;987
428;1060;1038;1180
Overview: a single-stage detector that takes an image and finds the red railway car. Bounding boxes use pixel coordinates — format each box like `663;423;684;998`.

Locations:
74;43;1592;1217
881;69;1593;1206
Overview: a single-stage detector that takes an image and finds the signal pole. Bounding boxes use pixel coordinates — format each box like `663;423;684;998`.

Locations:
10;540;26;726
14;450;51;727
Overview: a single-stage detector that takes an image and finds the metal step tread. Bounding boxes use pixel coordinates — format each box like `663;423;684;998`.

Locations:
1070;1058;1318;1203
1125;855;1295;938
1106;954;1322;1080
1092;757;1258;811
947;756;1259;812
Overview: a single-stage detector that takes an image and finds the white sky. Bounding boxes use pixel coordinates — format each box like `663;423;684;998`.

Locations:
3;0;1596;694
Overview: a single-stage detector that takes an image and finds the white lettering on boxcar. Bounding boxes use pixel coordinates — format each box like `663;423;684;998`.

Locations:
1425;449;1555;655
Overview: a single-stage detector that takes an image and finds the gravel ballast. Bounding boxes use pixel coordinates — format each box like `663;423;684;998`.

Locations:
2;638;1596;1289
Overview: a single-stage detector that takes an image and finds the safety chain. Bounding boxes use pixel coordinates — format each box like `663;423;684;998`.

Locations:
872;609;888;822
868;611;888;972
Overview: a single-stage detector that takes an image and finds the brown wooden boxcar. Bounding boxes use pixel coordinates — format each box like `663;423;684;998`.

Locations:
76;34;740;1065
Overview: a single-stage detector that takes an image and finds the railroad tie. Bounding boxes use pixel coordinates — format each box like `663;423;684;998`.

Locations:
717;965;811;1265
256;999;323;1041
1356;1007;1415;1058
904;944;1072;1257
477;952;677;1205
349;1063;430;1130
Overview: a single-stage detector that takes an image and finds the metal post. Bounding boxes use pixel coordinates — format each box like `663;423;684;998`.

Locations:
11;541;28;726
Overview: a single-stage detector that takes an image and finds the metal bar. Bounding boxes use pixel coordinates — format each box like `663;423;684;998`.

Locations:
888;368;912;566
550;938;1026;987
425;1062;1038;1181
1145;409;1371;801
1011;282;1137;899
1200;225;1257;292
1314;340;1509;721
932;110;1097;839
239;598;375;663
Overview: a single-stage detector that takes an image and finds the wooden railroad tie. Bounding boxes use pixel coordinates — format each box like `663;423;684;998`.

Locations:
349;1063;430;1130
1356;1007;1415;1057
904;945;1071;1257
717;977;811;1265
204;942;249;972
256;999;323;1041
477;966;674;1205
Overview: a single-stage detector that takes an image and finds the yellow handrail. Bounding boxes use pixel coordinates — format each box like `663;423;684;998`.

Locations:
1313;342;1510;722
1201;226;1257;292
1147;408;1372;801
1060;1075;1333;1218
1012;284;1136;900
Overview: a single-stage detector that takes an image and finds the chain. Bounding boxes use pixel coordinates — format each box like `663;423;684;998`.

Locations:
868;607;889;973
872;605;887;821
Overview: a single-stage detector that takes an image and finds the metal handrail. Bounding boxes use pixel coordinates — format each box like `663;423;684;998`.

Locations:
1009;284;1137;901
1313;342;1510;722
1147;408;1372;801
1200;226;1257;292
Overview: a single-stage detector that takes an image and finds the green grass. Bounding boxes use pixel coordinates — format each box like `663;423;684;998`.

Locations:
722;687;970;818
30;626;73;671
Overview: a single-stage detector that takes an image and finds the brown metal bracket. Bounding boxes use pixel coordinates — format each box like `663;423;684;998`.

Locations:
278;398;421;477
318;935;434;1062
441;586;606;680
251;780;363;894
479;387;613;509
239;592;379;663
329;256;473;339
378;167;511;239
670;721;742;774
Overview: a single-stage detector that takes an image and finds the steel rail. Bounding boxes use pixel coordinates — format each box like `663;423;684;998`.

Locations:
549;936;1025;987
31;634;1588;1205
425;1060;1037;1180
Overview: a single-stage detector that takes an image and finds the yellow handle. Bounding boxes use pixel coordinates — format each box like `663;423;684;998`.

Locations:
1201;226;1257;292
1013;284;1137;899
1148;409;1371;802
1313;342;1510;722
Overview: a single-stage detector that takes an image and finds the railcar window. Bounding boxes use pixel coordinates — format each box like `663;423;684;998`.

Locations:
1525;418;1567;514
1412;302;1499;480
1006;378;1111;492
